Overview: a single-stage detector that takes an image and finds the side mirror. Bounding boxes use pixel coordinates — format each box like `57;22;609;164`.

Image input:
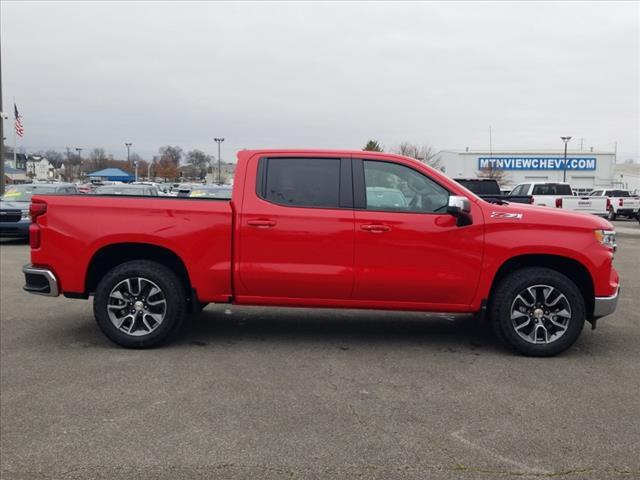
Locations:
446;195;473;226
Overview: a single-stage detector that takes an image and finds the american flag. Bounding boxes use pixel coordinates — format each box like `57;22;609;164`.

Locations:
14;103;24;137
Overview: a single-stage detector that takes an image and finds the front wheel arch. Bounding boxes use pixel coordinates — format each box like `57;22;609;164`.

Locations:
488;254;595;319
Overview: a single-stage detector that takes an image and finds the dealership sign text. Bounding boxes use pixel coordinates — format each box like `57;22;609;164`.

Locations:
478;157;596;171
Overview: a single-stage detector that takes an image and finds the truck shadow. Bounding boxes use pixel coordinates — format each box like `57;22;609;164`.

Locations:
177;306;501;354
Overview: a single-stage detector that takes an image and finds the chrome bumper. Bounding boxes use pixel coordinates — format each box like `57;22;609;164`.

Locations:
593;287;620;319
23;264;59;297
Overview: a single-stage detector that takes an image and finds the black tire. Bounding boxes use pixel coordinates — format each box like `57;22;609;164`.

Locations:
607;208;616;221
94;260;187;348
489;267;585;357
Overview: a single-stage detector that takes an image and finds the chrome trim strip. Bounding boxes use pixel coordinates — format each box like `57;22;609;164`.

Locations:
22;264;59;297
593;287;620;318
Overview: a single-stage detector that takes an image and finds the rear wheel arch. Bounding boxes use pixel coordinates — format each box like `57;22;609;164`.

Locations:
85;243;193;299
488;254;595;318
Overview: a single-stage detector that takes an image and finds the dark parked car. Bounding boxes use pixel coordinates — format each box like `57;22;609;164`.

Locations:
0;183;78;239
93;184;159;196
454;178;533;204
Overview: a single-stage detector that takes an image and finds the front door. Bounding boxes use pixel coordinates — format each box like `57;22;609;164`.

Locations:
236;156;355;302
352;159;484;308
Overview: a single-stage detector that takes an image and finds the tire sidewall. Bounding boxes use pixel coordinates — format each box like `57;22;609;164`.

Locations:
492;268;585;356
94;261;186;348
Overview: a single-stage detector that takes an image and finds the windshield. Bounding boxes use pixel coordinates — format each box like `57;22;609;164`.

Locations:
1;185;58;202
532;184;573;196
189;187;232;199
95;186;147;195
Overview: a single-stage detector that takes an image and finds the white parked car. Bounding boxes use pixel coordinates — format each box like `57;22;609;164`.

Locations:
510;182;608;216
589;189;640;220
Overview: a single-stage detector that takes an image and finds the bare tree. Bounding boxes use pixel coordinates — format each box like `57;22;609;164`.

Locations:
477;164;511;185
186;149;211;178
158;145;183;166
393;142;442;170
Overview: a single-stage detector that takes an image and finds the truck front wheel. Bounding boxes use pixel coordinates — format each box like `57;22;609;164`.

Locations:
489;267;585;357
93;260;187;348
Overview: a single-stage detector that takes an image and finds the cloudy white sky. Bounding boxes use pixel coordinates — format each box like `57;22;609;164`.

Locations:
2;1;639;163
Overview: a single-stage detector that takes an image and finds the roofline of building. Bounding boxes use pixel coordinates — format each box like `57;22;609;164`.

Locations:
437;149;615;155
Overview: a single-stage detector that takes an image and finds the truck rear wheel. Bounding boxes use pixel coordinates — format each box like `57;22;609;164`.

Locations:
93;260;187;348
489;267;585;357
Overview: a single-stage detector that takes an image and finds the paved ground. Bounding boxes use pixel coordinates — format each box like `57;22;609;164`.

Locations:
1;220;639;480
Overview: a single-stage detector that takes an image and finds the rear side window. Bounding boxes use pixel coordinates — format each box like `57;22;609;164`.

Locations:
606;190;630;197
262;158;342;208
532;184;572;196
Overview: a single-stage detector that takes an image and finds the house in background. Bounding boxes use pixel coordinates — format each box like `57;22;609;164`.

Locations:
26;155;57;181
4;166;28;184
4;151;28;170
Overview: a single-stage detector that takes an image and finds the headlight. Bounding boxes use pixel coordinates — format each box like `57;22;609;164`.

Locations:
595;229;616;252
21;209;30;220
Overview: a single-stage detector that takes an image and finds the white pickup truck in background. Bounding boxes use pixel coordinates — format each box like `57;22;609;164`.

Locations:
510;182;608;216
589;189;640;220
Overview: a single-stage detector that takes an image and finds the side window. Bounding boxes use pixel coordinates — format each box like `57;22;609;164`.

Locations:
264;158;341;208
511;185;523;195
363;161;449;213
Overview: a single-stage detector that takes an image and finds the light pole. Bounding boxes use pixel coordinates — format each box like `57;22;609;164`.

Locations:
125;142;132;172
560;136;572;183
75;148;83;181
214;137;224;184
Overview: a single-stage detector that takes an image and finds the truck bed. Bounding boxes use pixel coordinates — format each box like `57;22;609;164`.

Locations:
30;195;234;301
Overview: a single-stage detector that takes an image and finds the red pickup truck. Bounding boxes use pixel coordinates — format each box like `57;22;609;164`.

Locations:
23;150;620;356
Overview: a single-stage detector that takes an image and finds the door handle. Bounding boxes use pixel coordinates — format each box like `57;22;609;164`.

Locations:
247;219;277;228
360;224;391;233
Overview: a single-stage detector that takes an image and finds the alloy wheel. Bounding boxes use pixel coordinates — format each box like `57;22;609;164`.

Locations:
107;277;167;336
510;284;572;344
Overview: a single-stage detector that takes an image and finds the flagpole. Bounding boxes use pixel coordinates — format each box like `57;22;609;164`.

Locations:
13;97;16;171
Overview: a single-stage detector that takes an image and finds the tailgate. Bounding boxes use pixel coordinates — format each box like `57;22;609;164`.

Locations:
562;196;608;214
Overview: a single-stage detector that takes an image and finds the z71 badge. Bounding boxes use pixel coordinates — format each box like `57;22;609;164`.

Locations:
491;211;523;219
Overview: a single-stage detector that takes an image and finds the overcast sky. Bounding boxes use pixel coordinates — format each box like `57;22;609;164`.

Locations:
2;1;638;163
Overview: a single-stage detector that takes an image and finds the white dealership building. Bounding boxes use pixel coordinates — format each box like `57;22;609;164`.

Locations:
437;149;616;191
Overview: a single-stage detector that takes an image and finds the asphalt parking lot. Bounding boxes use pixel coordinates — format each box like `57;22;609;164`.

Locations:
1;221;639;480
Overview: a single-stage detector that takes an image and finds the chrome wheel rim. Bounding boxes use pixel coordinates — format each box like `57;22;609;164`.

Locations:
510;284;571;345
107;277;167;337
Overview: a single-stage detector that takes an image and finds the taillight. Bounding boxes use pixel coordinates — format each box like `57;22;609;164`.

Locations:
29;200;47;249
29;200;47;221
606;198;611;210
619;198;623;206
555;198;563;208
29;224;41;249
528;196;534;204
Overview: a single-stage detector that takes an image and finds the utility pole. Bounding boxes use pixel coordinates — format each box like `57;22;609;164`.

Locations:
214;137;224;184
76;148;83;181
0;40;4;195
561;136;572;183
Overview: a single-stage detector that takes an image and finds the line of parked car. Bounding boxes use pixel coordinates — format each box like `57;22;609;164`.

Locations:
456;178;640;220
0;181;232;239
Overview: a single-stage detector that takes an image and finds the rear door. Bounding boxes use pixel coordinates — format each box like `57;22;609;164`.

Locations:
236;155;355;301
352;158;483;308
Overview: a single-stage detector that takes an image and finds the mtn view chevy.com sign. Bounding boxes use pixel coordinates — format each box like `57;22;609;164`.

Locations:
478;157;596;171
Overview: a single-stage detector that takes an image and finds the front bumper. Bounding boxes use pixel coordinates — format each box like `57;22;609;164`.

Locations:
23;264;60;297
593;287;620;319
0;219;30;238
